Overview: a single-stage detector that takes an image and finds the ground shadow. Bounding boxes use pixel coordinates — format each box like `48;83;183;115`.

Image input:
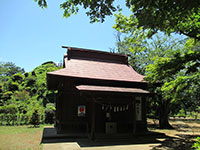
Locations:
150;134;199;150
42;120;200;148
41;127;168;147
149;120;200;150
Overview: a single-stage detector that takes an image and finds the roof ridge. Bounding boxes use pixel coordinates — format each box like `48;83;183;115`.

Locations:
62;46;128;57
62;46;128;65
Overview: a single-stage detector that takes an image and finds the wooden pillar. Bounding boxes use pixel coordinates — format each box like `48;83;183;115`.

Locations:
133;97;136;134
91;99;96;140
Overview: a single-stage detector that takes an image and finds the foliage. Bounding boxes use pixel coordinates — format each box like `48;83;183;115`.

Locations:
0;104;18;125
112;12;185;73
143;38;200;128
112;12;200;128
0;62;24;83
146;39;200;106
45;103;56;124
35;0;200;40
193;137;200;150
0;61;61;125
124;1;200;40
12;73;23;83
112;26;183;75
29;109;40;127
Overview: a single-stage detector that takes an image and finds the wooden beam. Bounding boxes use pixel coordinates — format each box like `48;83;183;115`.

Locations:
90;99;96;140
133;97;136;134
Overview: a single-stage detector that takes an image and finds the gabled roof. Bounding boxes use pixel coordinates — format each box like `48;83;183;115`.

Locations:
47;47;145;83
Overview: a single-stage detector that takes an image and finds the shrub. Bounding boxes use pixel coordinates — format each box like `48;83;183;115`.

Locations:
0;104;18;125
29;109;40;127
45;103;55;124
27;98;45;125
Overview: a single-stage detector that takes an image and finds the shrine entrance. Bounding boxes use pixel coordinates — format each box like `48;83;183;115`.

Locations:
81;92;146;139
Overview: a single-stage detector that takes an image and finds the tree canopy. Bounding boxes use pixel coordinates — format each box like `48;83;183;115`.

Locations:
0;62;25;83
35;0;200;40
112;20;186;127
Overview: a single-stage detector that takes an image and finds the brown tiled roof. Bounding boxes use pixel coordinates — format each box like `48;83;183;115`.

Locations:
76;85;149;94
47;47;145;83
48;58;144;83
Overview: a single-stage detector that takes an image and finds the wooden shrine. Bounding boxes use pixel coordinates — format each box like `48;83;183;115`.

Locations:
47;46;150;139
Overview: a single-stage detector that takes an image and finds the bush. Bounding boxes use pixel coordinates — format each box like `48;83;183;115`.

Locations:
0;104;18;125
29;109;40;127
27;98;45;125
45;103;55;124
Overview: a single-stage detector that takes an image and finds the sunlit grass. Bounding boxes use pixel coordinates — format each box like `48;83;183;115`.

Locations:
0;125;44;150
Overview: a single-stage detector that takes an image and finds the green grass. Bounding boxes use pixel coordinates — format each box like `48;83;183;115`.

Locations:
0;125;44;150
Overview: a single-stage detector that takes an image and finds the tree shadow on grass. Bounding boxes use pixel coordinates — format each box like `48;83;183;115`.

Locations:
148;120;200;150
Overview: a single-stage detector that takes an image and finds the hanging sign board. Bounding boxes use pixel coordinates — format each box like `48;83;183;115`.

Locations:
135;97;142;121
78;105;86;117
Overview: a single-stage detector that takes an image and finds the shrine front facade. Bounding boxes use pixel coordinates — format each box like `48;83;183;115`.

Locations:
47;47;150;139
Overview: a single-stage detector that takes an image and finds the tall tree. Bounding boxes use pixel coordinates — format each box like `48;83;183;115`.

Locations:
145;38;200;127
112;13;186;128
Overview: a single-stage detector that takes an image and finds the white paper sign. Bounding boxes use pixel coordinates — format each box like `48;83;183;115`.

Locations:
78;105;86;117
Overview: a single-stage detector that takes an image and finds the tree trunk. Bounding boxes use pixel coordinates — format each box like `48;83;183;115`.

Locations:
159;98;173;129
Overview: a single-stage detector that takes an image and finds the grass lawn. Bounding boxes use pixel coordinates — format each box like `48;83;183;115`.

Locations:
0;125;44;150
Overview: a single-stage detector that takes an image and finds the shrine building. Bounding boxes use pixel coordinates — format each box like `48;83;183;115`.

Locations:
47;46;150;139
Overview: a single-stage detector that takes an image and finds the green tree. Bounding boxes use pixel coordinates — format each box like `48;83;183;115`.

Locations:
145;38;200;128
0;62;24;83
112;15;186;128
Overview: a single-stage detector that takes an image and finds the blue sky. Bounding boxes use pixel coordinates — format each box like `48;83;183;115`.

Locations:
0;0;127;72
